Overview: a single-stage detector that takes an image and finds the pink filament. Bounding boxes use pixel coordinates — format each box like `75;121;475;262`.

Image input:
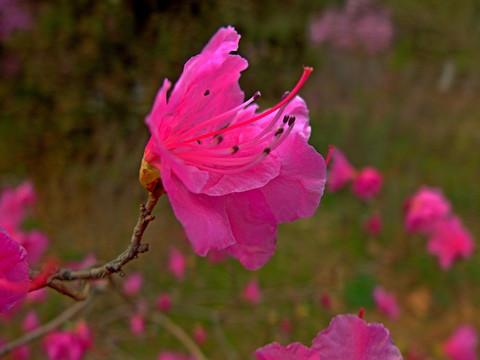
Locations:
167;67;313;174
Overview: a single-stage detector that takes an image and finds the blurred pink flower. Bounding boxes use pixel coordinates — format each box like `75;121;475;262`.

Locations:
156;292;172;313
280;318;293;334
365;213;382;236
0;227;29;313
0;181;49;266
129;314;145;337
373;286;400;319
122;272;143;297
14;229;48;266
0;0;33;41
22;310;40;332
309;0;394;54
319;292;332;309
404;187;451;234
0;180;35;231
352;167;382;201
255;314;403;359
11;345;30;360
65;253;96;270
327;148;356;192
193;324;207;345
168;247;187;281
443;324;478;360
42;321;93;360
243;277;261;305
73;321;94;351
143;26;326;270
427;216;474;270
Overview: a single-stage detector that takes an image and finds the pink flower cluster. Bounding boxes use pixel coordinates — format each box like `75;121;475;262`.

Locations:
42;321;93;360
310;0;394;54
404;187;475;270
0;181;49;266
328;147;382;201
143;26;326;270
255;314;403;359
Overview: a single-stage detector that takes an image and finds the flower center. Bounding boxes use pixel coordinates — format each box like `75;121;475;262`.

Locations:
166;67;313;175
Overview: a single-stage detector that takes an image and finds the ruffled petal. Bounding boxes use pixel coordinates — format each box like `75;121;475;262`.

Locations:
161;166;235;256
223;190;277;270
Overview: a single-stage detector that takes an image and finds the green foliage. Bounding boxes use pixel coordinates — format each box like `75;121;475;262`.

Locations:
1;0;480;358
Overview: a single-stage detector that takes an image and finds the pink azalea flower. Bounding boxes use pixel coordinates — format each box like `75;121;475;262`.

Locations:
427;216;474;270
129;314;145;337
255;342;319;360
243;277;261;305
143;26;326;270
311;314;403;359
192;324;207;345
156;292;172;313
352;166;382;201
404;187;451;234
365;213;382;236
22;309;40;332
122;272;143;297
443;324;478;360
255;314;403;359
373;286;400;319
167;247;187;281
327;148;356;192
157;351;196;360
42;322;93;360
0;227;29;313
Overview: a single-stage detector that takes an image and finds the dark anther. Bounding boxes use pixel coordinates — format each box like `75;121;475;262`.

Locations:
253;91;261;101
204;90;210;96
281;91;290;100
197;140;202;144
231;145;239;154
288;116;296;126
283;115;290;123
275;127;284;136
216;135;224;144
263;147;271;155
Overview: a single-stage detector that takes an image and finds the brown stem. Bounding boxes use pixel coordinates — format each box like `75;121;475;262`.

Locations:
48;190;162;283
0;297;91;356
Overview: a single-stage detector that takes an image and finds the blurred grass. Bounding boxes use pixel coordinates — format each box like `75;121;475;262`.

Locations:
1;0;480;358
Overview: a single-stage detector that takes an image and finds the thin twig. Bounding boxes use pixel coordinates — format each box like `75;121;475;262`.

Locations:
151;313;209;360
0;297;91;356
48;189;162;283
